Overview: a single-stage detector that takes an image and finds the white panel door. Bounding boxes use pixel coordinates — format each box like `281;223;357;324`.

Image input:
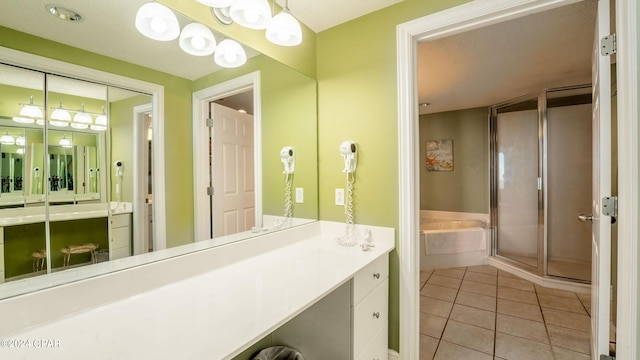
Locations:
211;102;255;237
590;0;612;356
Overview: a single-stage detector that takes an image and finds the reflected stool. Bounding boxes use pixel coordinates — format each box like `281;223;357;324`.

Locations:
31;249;47;272
60;243;99;267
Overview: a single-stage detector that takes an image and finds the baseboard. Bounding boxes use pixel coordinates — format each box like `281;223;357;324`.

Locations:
388;349;400;360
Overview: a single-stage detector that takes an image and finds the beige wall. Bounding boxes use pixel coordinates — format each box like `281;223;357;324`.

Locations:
419;107;489;214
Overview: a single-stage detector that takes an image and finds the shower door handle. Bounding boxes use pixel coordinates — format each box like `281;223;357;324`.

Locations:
578;214;593;222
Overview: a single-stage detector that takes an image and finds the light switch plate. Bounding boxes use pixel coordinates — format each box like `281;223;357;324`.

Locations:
335;188;345;206
295;187;304;203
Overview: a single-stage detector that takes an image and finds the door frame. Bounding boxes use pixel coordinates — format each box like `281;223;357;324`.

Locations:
192;71;262;241
396;0;639;358
133;103;152;255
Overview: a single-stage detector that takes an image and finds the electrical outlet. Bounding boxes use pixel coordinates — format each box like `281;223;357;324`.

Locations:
295;187;304;203
335;188;345;206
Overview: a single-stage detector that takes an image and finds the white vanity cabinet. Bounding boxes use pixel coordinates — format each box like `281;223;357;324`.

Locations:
110;213;131;260
352;255;389;360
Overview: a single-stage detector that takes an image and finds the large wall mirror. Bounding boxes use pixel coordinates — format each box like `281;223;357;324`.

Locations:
0;0;318;299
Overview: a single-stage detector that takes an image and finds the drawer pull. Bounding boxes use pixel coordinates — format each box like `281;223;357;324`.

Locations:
373;312;380;319
373;272;380;279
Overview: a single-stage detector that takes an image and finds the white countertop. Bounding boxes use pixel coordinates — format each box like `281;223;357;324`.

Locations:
0;221;394;360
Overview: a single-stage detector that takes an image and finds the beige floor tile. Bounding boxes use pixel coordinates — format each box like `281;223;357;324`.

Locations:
420;270;433;288
498;269;520;279
464;271;497;285
538;293;588;315
498;276;535;292
541;307;591;333
496;313;549;344
420;312;448;339
449;304;495;330
455;290;497;312
576;292;591;304
433;268;466;279
467;265;498;275
552;346;591;360
547;324;591;355
420;334;439;360
420;295;453;318
434;340;493;360
495;332;554;360
460;279;496;297
441;320;494;355
421;284;458;302
428;274;463;290
497;298;543;322
498;286;539;305
535;284;579;299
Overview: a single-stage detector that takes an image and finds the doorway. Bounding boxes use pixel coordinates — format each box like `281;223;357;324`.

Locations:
397;0;637;359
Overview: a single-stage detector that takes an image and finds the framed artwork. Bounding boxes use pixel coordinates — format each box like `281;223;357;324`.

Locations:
426;139;453;171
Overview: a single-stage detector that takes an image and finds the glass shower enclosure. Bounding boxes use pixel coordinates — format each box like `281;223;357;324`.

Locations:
490;85;592;282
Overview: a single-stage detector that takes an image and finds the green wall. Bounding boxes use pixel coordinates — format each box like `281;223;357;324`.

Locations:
419;108;490;214
0;25;194;248
315;0;471;352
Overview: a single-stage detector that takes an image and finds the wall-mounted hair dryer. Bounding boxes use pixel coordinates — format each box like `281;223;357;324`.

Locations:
340;141;357;173
280;146;295;175
114;160;124;177
33;167;40;178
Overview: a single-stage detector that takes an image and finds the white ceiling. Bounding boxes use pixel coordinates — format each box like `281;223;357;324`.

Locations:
418;0;597;114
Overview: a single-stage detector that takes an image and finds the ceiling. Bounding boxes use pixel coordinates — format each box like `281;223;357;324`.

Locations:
418;0;597;114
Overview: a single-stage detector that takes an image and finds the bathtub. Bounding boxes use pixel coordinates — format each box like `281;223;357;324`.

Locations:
420;211;490;270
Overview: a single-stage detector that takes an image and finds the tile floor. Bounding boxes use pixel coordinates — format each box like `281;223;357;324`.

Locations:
420;265;592;360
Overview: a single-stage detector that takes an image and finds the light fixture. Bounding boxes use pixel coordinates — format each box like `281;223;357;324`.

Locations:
196;0;235;7
214;39;247;68
16;136;25;146
179;23;217;56
59;136;72;148
13;117;35;124
91;107;108;131
19;96;43;119
229;0;272;30
0;133;15;145
51;101;71;121
16;148;25;155
45;4;82;22
135;2;180;41
265;1;301;47
72;104;92;129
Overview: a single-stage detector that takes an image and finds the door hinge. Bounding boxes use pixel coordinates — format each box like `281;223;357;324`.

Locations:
207;187;214;196
206;118;214;127
601;33;617;56
600;355;615;360
602;196;618;217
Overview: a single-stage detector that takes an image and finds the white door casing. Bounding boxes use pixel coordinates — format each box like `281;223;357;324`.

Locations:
133;103;153;255
396;0;640;358
211;102;255;237
192;71;262;242
591;0;613;355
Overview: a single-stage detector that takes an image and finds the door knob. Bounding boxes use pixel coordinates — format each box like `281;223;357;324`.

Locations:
578;214;593;222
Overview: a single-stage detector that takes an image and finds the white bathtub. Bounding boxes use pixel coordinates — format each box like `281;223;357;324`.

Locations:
420;212;490;270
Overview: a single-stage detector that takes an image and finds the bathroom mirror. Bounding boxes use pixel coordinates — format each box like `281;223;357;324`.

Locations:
0;0;318;298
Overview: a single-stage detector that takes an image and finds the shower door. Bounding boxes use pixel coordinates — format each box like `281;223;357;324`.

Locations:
491;86;593;281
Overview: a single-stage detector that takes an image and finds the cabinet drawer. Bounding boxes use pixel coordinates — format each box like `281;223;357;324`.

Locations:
353;255;388;305
353;278;388;356
111;246;130;260
356;326;388;360
111;214;131;228
111;227;131;248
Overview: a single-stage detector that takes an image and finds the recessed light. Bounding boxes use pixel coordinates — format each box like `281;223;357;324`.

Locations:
419;102;431;107
45;4;83;22
238;109;247;114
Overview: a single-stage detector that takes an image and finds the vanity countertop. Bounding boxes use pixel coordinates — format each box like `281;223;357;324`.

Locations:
0;221;394;360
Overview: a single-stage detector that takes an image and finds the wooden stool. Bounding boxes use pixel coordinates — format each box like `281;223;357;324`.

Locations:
60;243;99;267
31;249;47;272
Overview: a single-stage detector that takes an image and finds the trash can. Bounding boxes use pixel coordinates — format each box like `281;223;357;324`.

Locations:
96;249;110;263
251;346;304;360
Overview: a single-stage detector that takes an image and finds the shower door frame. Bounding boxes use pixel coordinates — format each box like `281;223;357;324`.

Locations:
490;85;592;282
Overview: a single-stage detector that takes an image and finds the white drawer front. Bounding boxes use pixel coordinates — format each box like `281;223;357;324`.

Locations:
353;278;388;356
111;227;131;248
353;255;388;305
356;326;388;360
111;246;130;260
111;213;131;228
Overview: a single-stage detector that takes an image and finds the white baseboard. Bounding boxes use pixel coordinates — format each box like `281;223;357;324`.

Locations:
388;349;400;360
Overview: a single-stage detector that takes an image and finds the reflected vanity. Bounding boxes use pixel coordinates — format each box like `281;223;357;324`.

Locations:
0;0;318;300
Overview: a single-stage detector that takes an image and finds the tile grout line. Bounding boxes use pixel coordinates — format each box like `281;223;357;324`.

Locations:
535;283;557;360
